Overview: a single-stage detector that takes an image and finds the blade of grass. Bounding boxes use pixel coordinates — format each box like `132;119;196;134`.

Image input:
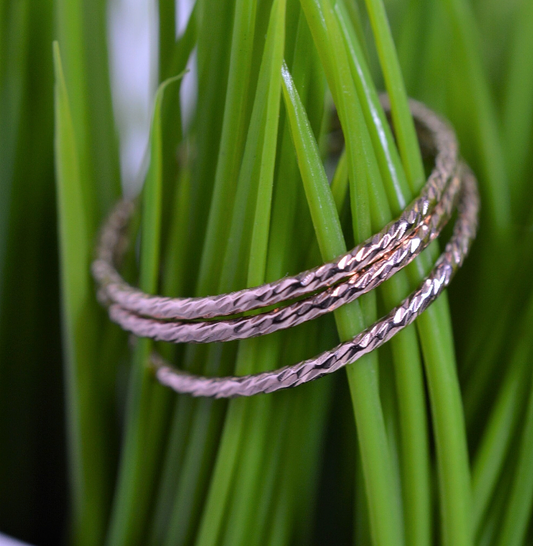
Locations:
182;0;234;287
55;0;124;443
167;2;198;82
471;335;530;534
395;0;428;95
166;3;285;543
411;1;450;112
303;2;441;543
336;1;408;212
55;0;120;222
476;462;513;546
501;0;533;214
0;0;29;302
53;42;113;546
440;0;510;236
282;59;404;546
158;6;197;250
195;0;258;295
160;4;288;543
336;7;457;546
145;159;193;544
484;291;533;545
81;0;121;212
218;350;280;546
334;8;434;546
105;75;182;546
247;392;292;546
361;0;425;190
212;16;332;544
289;378;335;545
0;3;65;539
158;0;176;81
143;22;200;538
496;357;533;546
336;4;473;543
264;362;333;546
439;0;513;375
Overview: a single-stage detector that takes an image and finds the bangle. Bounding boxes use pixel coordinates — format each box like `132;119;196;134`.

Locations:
93;99;478;398
92;99;458;322
151;166;478;397
106;172;460;344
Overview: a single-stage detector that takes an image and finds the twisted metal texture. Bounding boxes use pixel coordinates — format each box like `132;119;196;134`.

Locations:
107;172;461;343
92;99;458;321
153;166;479;398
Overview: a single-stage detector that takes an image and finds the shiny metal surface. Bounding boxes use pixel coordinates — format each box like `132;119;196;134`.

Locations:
92;99;458;321
152;167;479;397
107;173;461;343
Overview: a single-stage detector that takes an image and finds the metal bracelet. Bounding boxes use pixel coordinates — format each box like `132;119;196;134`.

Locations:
151;166;479;397
92;99;458;321
106;172;461;344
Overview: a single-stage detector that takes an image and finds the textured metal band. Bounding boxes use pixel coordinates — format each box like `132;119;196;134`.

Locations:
152;166;479;398
92;99;458;321
107;172;461;343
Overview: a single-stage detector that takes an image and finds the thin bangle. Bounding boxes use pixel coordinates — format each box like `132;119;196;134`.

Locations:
92;99;458;321
106;172;461;344
151;166;479;398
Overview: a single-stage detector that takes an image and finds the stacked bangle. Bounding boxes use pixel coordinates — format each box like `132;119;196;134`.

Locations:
93;99;479;398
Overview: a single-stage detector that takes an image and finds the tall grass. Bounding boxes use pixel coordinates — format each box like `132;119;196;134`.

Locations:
1;0;533;545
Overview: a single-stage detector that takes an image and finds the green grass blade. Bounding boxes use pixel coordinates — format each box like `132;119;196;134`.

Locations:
141;75;183;288
395;0;428;95
440;0;511;236
158;2;286;542
496;364;533;546
147;167;223;543
196;0;258;295
331;148;348;210
282;59;404;546
81;0;121;213
158;10;196;248
181;0;234;285
214;16;332;544
336;4;471;543
0;3;65;540
335;1;410;211
471;338;530;534
0;0;29;305
159;0;176;81
173;2;286;542
334;9;432;544
167;2;198;80
501;0;533;213
281;61;344;258
246;0;285;287
105;75;182;546
362;0;425;191
53;42;113;546
55;0;120;222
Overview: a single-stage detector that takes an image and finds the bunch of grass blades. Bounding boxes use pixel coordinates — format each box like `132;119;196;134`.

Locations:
0;0;533;544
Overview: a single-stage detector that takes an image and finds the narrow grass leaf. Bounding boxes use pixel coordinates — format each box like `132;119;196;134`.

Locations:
105;75;182;546
196;0;258;295
501;0;533;211
440;0;511;236
282;60;404;546
497;364;533;546
194;1;286;542
335;8;432;544
471;337;530;534
362;0;425;191
53;42;112;546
